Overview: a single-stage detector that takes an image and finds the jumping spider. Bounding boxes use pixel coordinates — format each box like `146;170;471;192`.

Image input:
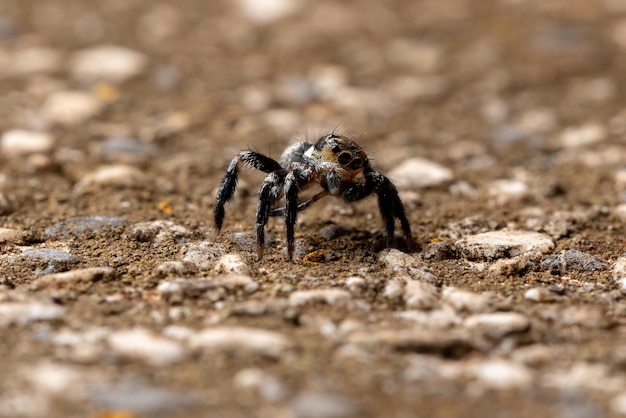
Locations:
213;133;414;261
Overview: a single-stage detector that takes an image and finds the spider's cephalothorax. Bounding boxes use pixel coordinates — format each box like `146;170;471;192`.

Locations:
213;133;415;261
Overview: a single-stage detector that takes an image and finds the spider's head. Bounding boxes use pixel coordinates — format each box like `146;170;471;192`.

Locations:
313;134;369;174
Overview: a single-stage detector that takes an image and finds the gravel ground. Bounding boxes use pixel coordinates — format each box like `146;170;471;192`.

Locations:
1;0;626;417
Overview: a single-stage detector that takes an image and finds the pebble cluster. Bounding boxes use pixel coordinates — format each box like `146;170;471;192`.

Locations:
0;0;626;417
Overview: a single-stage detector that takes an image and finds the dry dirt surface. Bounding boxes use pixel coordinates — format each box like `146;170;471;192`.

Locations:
1;0;626;417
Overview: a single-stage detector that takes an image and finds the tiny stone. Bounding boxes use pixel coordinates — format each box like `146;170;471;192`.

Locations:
471;359;533;390
487;179;529;205
188;327;293;359
422;240;456;261
24;362;85;396
182;241;226;271
540;249;608;275
403;280;439;310
18;248;79;274
379;249;437;282
388;157;453;189
289;289;352;307
559;123;606;148
0;228;20;244
344;276;366;293
233;368;289;402
456;230;554;261
0;302;64;327
214;253;252;276
488;252;541;277
41;90;103;126
441;287;493;313
395;309;461;329
33;267;115;290
127;220;192;244
74;165;148;193
238;0;298;24
524;287;560;302
44;216;126;239
613;257;626;289
290;391;359;418
70;45;148;82
464;312;530;338
10;47;63;76
107;328;186;366
1;130;55;155
153;261;198;277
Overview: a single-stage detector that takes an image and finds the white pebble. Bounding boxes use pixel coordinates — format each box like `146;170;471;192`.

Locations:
41;90;103;125
233;368;289;402
403;280;439;310
379;249;437;282
524;287;559;302
383;280;405;299
10;47;63;76
33;267;115;289
395;309;461;329
74;164;147;193
0;303;64;327
487;179;529;205
182;241;226;271
464;312;530;338
24;362;85;396
1;130;54;155
188;327;292;359
559;123;607;148
70;44;148;82
442;287;492;313
107;328;186;366
129;220;192;244
611;393;626;416
0;227;20;243
612;257;626;289
471;360;533;389
237;0;298;24
289;289;352;307
344;276;366;293
455;230;554;260
214;253;252;275
388;157;453;189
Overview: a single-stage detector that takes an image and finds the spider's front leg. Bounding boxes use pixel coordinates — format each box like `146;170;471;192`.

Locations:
213;151;282;238
342;169;414;249
283;165;315;261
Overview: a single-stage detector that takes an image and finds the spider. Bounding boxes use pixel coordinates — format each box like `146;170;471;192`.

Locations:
212;133;414;261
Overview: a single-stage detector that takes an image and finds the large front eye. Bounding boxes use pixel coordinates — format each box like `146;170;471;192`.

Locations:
349;158;363;170
337;152;351;165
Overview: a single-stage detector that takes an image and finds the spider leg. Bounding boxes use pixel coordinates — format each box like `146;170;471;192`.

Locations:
255;172;285;260
213;151;282;238
283;164;315;260
268;190;329;216
341;169;414;248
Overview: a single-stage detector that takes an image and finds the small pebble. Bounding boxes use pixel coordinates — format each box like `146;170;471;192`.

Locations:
344;276;366;293
188;327;293;359
403;280;439;310
464;312;530;338
107;328;187;366
471;359;533;390
0;228;20;244
233;368;289;402
44;216;126;239
395;308;461;329
237;0;298;24
24;362;85;396
33;267;116;290
383;280;405;300
182;241;226;271
379;249;437;282
455;230;554;261
214;253;252;276
0;302;64;327
157;274;257;297
18;248;79;274
540;249;608;275
613;257;626;289
441;287;493;313
127;220;192;244
388;157;453;189
289;391;359;418
10;47;63;76
487;179;529;205
559;123;606;148
74;165;148;193
41;90;103;125
524;287;560;302
70;45;148;82
1;130;55;155
153;261;198;277
289;289;352;307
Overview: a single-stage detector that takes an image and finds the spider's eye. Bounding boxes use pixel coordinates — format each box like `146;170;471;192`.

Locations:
349;158;363;170
331;145;341;154
337;152;352;165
